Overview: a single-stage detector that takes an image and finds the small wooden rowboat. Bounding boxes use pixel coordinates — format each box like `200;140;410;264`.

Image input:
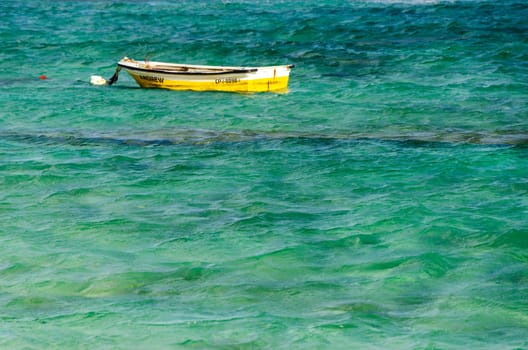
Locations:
98;57;294;93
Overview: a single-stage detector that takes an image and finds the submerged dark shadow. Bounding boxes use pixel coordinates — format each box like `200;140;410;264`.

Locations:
2;129;528;150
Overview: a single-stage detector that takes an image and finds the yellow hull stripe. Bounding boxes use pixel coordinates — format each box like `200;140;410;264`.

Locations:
128;72;290;93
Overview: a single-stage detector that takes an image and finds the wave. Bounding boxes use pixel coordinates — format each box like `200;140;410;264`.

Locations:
363;0;454;4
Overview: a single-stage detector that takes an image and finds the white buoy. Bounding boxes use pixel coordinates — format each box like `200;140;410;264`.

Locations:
90;75;107;85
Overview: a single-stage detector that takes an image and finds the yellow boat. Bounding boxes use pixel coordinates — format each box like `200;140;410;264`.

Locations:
102;57;294;93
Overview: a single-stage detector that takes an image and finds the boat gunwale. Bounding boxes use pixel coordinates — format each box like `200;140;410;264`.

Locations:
118;62;259;76
117;60;294;76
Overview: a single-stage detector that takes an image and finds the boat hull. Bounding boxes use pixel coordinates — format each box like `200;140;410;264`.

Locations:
117;58;293;93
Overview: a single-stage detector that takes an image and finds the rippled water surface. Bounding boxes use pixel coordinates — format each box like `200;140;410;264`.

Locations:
1;0;527;348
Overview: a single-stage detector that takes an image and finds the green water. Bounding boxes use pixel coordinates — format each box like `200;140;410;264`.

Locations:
1;0;527;348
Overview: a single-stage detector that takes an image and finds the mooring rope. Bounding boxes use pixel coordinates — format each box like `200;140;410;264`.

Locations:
107;66;121;86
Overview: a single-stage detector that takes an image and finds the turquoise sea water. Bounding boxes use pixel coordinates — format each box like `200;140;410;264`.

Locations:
1;0;528;348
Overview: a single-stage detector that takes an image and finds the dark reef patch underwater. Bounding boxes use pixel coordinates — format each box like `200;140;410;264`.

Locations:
1;0;527;348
